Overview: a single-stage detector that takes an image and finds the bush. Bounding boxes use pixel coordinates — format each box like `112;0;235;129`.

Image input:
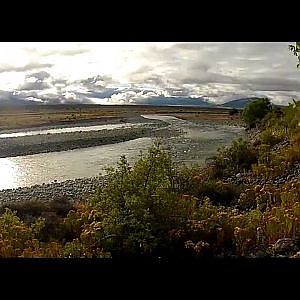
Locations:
260;129;285;146
230;139;258;170
0;208;45;257
213;138;258;174
194;179;241;206
81;142;198;257
0;198;75;243
241;98;272;128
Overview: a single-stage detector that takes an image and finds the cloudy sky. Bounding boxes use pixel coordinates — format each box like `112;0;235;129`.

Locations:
0;42;299;106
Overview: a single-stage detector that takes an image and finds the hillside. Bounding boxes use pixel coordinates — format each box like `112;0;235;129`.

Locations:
220;97;259;109
137;96;217;107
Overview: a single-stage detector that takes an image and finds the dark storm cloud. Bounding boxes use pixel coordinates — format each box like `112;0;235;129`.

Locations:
0;63;53;73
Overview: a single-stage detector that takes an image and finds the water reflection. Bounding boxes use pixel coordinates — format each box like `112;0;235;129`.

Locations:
0;122;144;138
141;114;180;122
0;158;19;190
0;137;153;190
0;114;245;190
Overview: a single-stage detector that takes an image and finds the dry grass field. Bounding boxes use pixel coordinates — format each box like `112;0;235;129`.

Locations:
0;104;236;130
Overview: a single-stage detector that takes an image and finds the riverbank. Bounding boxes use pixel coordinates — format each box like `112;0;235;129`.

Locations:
0;115;154;135
0;176;105;207
0;115;245;191
0;120;180;158
1;100;300;259
0;117;245;203
0;104;233;131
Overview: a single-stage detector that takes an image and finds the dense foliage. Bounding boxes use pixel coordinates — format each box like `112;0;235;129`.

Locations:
241;98;272;128
1;99;300;258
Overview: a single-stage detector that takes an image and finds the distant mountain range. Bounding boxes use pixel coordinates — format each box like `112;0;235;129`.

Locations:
0;98;39;106
220;97;259;109
138;96;217;107
0;95;284;109
0;96;218;107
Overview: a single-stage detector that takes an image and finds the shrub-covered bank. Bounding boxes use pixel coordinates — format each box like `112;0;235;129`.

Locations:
1;99;300;258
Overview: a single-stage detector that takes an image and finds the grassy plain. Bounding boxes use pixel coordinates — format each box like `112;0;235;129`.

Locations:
0;104;234;130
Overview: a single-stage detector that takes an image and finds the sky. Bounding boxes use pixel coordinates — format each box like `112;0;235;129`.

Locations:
0;42;299;106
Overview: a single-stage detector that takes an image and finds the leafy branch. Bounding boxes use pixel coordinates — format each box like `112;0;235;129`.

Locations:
289;42;300;68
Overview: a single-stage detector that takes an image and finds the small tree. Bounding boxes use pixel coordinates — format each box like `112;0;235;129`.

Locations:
86;142;197;258
241;98;272;128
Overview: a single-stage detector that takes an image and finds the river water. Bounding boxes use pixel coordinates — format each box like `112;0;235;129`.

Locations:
0;114;244;190
0;122;144;138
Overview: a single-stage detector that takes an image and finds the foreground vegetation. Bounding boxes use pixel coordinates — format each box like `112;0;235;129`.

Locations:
1;98;300;258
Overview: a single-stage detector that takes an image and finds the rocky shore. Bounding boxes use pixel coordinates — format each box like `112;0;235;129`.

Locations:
0;117;243;207
0;115;154;135
225;163;300;187
0;122;178;158
0;176;106;207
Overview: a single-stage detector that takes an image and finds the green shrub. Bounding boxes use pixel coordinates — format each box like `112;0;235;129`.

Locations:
86;142;197;257
214;138;258;173
194;180;241;206
241;98;272;128
258;144;272;165
260;129;285;146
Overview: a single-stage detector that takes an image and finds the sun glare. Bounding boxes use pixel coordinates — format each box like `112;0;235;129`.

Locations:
0;158;19;190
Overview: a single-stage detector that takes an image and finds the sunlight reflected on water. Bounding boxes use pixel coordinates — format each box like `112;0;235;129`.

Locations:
0;122;144;138
0;158;19;190
0;137;153;190
0;114;244;191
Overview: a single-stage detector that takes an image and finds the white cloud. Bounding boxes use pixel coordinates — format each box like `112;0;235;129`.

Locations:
0;42;299;105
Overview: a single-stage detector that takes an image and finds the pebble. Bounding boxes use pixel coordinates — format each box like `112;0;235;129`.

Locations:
0;121;170;158
0;176;107;207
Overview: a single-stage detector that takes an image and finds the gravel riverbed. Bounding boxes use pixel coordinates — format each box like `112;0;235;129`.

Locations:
0;176;106;207
0;120;178;158
0;117;244;206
